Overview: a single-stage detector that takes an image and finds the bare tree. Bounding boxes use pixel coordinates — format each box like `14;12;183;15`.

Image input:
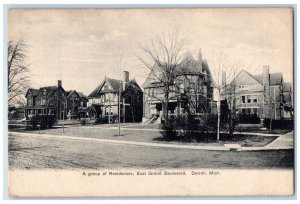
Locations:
137;28;189;126
209;50;243;139
8;40;30;107
222;61;244;136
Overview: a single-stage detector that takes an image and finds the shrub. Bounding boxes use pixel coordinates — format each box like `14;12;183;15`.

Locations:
263;118;294;130
160;114;220;141
29;116;39;129
46;115;56;128
238;113;260;124
80;118;88;125
29;115;56;129
160;123;178;141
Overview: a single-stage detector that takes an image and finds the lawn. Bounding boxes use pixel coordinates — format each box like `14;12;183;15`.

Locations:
9;124;278;148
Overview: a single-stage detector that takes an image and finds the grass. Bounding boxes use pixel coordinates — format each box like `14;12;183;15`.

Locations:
9;124;279;148
235;126;292;134
154;132;278;147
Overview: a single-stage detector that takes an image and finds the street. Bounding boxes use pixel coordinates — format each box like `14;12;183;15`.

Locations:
8;133;294;170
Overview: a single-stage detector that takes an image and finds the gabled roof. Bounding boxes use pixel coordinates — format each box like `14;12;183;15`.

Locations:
65;90;80;98
25;88;39;97
181;52;203;74
125;79;143;92
78;92;87;98
252;72;283;86
122;79;143;97
26;86;61;99
232;69;284;86
106;78;123;92
89;104;102;114
142;53;211;88
89;78;123;98
36;86;63;100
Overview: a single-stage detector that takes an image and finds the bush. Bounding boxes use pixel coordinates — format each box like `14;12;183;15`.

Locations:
29;116;39;129
29;115;56;129
80;118;88;125
263;118;293;130
160;114;220;141
46;115;56;128
160;123;179;141
238;113;260;124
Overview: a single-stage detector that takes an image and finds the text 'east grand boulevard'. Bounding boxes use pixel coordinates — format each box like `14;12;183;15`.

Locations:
82;170;221;177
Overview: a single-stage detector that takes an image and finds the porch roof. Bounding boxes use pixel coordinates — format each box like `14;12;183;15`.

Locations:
25;105;47;110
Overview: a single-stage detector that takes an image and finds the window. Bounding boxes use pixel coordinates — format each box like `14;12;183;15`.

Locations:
252;95;258;103
252;108;258;114
246;109;251;114
41;99;46;105
239;85;249;91
104;85;109;91
241;96;246;103
179;84;184;93
247;95;251;103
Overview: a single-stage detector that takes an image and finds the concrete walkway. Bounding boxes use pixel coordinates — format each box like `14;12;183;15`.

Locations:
266;131;294;148
9;131;293;152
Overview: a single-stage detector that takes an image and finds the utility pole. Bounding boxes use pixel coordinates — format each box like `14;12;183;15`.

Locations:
217;87;221;141
118;86;121;136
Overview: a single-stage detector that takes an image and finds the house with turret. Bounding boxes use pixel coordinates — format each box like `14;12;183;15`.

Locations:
142;49;214;123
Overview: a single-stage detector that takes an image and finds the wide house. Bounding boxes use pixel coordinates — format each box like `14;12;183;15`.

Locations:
87;71;143;123
25;80;88;120
221;66;293;120
142;49;214;123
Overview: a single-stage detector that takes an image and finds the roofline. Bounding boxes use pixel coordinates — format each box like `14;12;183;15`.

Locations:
230;69;263;85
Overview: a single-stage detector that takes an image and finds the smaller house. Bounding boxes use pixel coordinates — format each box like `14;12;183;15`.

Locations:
25;80;88;120
88;71;143;123
79;104;103;120
221;66;293;121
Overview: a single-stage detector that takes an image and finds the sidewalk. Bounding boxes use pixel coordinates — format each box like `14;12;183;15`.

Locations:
9;131;293;152
266;131;294;149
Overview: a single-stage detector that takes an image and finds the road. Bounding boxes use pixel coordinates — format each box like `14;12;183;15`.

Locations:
8;133;294;170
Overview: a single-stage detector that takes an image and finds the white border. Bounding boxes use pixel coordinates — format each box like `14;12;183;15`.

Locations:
1;1;298;203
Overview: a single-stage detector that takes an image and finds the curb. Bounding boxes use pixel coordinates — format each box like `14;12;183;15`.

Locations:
9;132;293;152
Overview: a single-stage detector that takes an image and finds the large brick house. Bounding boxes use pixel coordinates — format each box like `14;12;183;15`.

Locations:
87;71;143;123
25;80;88;120
222;66;293;120
142;49;214;123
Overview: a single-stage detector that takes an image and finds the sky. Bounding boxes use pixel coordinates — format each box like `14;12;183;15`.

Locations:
8;8;293;96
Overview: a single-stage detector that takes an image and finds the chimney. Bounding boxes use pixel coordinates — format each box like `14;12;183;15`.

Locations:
122;71;129;90
58;80;62;87
123;71;129;82
262;66;271;118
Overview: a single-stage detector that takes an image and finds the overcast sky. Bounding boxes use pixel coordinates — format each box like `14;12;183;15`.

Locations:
8;8;293;95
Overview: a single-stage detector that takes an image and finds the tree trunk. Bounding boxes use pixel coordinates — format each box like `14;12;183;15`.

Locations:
217;89;220;141
163;91;169;127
